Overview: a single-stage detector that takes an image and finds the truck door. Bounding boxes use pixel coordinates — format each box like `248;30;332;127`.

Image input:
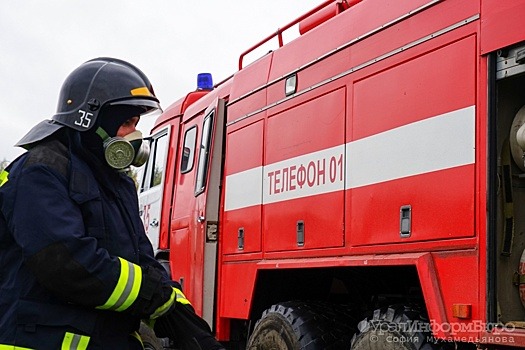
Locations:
170;120;199;304
138;127;170;252
170;98;225;324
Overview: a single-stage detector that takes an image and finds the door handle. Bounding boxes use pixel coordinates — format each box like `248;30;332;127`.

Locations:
150;219;159;227
197;215;205;223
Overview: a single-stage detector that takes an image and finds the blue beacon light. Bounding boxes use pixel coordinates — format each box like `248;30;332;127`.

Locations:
197;73;213;90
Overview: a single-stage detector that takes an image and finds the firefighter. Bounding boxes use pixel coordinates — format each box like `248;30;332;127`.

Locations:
0;58;223;350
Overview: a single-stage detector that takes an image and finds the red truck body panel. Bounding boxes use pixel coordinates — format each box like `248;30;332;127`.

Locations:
138;0;525;347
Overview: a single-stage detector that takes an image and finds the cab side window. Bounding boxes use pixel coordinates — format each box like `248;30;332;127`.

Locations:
139;130;168;192
195;111;214;195
150;133;168;188
181;126;197;173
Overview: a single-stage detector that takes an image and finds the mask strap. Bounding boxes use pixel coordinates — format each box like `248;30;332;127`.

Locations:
95;127;111;142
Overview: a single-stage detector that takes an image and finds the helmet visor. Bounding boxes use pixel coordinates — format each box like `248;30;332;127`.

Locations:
108;98;162;114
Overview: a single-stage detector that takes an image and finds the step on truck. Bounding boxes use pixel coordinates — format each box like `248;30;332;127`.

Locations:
138;0;525;348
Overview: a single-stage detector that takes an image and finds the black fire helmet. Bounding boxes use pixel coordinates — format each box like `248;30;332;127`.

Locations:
16;57;162;148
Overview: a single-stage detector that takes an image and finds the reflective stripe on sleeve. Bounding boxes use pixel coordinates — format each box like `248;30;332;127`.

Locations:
149;287;191;319
96;257;142;312
0;345;34;350
0;170;8;187
174;287;191;305
150;287;176;319
61;332;90;350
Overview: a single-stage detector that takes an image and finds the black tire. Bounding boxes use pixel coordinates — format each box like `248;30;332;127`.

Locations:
350;305;439;350
247;301;357;350
139;322;165;350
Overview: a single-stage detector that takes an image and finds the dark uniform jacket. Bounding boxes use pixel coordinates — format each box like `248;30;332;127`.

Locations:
0;138;168;349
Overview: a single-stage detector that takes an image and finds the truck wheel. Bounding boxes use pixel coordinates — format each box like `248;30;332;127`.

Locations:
247;301;357;350
139;322;164;350
351;305;440;350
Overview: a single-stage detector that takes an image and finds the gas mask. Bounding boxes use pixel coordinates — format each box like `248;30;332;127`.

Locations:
96;128;150;170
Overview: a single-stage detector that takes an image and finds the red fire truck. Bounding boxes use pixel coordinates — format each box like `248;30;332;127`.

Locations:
138;0;525;348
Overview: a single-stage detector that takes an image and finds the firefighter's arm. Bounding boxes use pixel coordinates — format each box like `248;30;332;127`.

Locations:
133;229;224;348
9;164;173;318
154;291;226;350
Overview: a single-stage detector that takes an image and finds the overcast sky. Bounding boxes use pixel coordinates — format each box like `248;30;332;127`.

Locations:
0;1;322;163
